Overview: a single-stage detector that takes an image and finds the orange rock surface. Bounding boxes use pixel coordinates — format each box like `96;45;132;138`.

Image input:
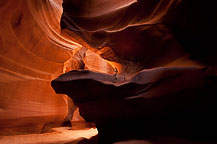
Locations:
0;0;82;135
0;0;119;135
1;0;217;138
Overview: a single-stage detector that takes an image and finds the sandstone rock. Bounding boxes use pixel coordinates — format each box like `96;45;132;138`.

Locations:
0;0;81;135
61;0;217;68
0;0;124;135
52;67;217;143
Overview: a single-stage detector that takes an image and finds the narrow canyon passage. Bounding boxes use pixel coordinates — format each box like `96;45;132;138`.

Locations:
0;0;121;143
0;0;217;144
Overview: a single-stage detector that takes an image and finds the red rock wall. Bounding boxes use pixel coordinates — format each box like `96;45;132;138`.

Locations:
0;0;82;135
2;0;216;136
61;0;217;69
0;0;120;135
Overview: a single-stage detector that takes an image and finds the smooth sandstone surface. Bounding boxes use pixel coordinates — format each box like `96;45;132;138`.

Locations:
1;1;217;143
0;0;82;135
56;3;217;142
0;0;119;135
61;0;217;68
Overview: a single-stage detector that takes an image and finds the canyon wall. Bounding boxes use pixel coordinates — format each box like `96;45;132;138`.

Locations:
1;0;217;136
0;0;81;135
0;0;118;135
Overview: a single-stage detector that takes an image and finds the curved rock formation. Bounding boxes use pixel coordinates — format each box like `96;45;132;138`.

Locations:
1;0;217;142
52;67;217;143
0;0;83;135
61;0;217;68
51;0;217;143
0;0;121;135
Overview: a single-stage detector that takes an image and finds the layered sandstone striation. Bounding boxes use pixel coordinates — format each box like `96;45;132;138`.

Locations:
0;0;82;135
52;0;217;143
61;0;217;68
0;0;120;135
1;0;217;139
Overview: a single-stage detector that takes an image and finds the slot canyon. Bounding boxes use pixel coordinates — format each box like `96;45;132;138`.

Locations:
0;0;217;144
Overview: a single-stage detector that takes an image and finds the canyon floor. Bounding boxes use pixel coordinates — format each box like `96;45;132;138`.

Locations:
0;126;98;144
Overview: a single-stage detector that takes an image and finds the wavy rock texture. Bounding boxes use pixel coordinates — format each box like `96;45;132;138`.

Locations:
1;0;217;139
52;0;217;143
61;0;184;63
0;0;121;135
61;0;217;68
0;0;85;135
